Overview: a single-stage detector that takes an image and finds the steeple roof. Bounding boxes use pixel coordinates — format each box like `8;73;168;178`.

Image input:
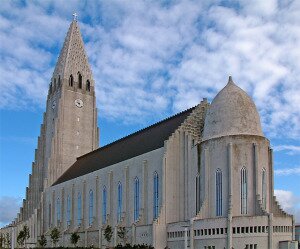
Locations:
52;20;93;83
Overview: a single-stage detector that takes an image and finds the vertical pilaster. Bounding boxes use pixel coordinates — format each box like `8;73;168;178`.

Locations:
125;166;129;226
227;143;232;249
108;171;113;225
204;148;210;217
71;184;75;228
95;176;99;226
253;143;258;213
268;213;273;249
83;181;86;228
142;160;148;224
269;148;274;212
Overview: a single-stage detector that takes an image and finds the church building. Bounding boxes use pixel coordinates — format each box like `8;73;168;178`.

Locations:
0;19;298;249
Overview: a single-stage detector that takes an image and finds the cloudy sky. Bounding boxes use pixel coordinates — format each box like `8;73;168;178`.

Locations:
0;0;299;227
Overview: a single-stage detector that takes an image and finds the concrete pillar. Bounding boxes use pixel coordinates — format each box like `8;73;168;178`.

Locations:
253;143;258;213
190;218;195;249
125;166;129;226
184;227;188;249
227;143;233;249
83;181;86;227
268;213;273;249
204;148;210;217
108;171;113;225
142;160;148;224
95;176;99;226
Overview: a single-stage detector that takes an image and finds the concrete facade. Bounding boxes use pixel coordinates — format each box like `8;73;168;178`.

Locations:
0;20;298;249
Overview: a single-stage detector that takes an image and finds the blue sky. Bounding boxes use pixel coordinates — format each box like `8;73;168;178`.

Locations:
0;0;300;227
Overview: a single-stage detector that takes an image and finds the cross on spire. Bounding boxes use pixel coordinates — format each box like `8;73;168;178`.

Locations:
72;12;78;21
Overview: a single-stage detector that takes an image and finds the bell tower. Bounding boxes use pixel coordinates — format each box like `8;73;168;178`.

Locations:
44;18;99;187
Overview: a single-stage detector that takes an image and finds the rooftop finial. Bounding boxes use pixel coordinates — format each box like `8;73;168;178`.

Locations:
228;75;234;84
72;12;78;21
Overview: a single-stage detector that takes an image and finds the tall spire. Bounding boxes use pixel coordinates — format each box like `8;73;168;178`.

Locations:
52;19;94;86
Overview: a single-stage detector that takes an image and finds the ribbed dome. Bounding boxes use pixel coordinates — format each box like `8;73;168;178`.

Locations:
202;77;263;141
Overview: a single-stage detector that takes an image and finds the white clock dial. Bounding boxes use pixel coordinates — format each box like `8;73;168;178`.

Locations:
52;100;56;109
75;99;83;108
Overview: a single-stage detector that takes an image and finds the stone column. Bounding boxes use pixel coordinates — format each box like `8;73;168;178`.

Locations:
83;181;86;228
108;171;113;225
184;227;188;249
204;148;210;217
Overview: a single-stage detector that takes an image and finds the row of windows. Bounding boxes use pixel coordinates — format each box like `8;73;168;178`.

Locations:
51;173;159;227
167;230;190;238
172;225;293;239
49;73;91;93
68;73;91;91
196;167;267;217
194;228;228;236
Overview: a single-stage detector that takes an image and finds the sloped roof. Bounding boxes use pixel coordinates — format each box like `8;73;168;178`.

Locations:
53;107;195;186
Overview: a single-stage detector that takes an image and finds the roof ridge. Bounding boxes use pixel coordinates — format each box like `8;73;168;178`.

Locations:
77;106;196;160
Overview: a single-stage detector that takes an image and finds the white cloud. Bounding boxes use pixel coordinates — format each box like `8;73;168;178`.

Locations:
274;190;300;222
273;145;300;155
275;167;300;176
0;196;22;227
0;1;300;136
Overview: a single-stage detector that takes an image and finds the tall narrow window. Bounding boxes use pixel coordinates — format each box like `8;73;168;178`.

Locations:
216;169;222;216
69;75;74;87
134;177;140;222
56;198;61;223
117;182;122;222
153;172;159;220
54;78;56;89
77;193;82;226
196;174;201;213
86;80;91;91
89;190;93;226
102;186;107;224
241;167;248;214
78;72;82;89
58;75;61;86
262;168;266;209
48;203;51;227
66;195;71;226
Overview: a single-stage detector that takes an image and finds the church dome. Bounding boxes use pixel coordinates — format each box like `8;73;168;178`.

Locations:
202;76;263;141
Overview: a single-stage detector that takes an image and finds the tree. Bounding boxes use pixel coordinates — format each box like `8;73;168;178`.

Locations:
50;227;60;247
103;225;113;246
23;225;30;246
17;230;25;247
117;227;127;245
5;233;10;248
37;234;47;247
0;234;6;248
70;232;80;247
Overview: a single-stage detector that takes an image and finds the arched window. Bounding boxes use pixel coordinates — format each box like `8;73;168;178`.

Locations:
134;177;140;222
216;169;222;216
56;198;61;223
86;80;91;91
69;75;74;87
102;186;107;224
153;172;159;220
78;72;82;89
117;182;122;222
196;174;201;213
241;167;248;214
77;193;82;225
262;168;266;209
89;190;93;226
66;195;71;226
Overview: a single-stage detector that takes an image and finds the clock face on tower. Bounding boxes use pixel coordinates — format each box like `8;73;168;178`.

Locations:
75;99;84;108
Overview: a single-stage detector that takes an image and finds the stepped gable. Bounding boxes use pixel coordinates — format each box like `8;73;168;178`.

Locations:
53;107;195;186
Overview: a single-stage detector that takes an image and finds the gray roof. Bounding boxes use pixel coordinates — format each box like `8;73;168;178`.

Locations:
53;107;195;186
